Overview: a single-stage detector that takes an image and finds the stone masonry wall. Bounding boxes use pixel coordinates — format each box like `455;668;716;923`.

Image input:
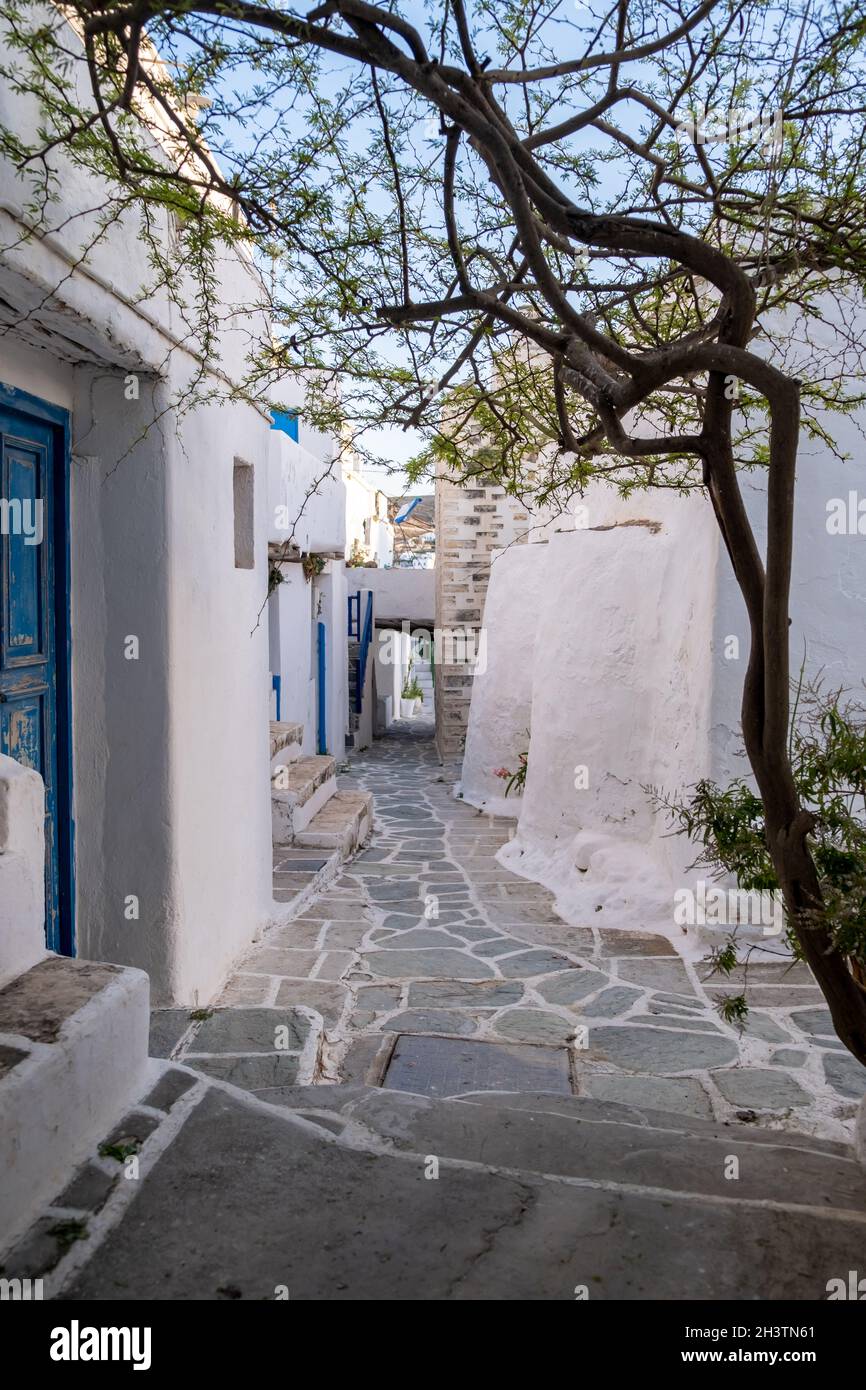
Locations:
434;473;530;763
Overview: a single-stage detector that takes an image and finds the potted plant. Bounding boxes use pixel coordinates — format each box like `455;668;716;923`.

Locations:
400;668;422;718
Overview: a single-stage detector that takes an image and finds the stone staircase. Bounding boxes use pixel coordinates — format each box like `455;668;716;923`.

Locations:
6;1062;865;1300
270;719;371;862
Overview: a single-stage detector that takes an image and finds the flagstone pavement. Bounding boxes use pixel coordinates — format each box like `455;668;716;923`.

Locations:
152;720;866;1141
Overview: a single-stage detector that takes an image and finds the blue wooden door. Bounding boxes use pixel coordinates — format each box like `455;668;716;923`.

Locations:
0;386;73;954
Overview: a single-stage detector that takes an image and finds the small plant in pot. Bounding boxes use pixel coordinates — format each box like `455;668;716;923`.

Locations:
400;671;423;718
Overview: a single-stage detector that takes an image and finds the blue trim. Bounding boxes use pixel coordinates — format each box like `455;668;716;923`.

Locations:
271;673;282;722
0;382;75;956
316;621;327;754
270;409;299;442
356;590;374;715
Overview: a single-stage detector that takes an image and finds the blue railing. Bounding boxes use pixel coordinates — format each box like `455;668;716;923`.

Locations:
316;622;327;754
271;673;282;722
355;591;374;714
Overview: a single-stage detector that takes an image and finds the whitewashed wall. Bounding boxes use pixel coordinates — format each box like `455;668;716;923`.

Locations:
267;430;345;555
352;567;435;623
462;483;720;942
711;301;866;783
0;10;282;1003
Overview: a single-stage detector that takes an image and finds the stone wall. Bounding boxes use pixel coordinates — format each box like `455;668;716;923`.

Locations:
434;473;530;762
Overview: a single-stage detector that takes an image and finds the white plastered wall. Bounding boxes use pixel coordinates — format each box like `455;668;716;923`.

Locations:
0;10;278;1004
462;484;719;941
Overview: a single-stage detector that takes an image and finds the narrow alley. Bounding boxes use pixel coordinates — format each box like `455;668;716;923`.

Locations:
160;721;864;1130
6;723;866;1303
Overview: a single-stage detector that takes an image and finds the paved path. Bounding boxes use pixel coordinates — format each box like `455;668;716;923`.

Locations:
155;722;866;1140
9;723;866;1302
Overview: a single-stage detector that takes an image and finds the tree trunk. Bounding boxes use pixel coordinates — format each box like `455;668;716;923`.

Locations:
748;746;866;1065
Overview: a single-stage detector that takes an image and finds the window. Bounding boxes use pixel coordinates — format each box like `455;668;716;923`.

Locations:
233;460;255;569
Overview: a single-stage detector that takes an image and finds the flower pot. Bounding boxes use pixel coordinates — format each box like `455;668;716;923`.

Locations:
413;697;422;714
400;698;415;718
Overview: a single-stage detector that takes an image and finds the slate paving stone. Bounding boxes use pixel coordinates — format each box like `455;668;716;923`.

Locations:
632;1012;721;1033
367;883;424;902
484;907;564;926
471;937;535;958
314;952;355;981
360;949;496;980
737;1011;792;1043
581;1073;714;1120
298;902;366;921
455;925;505;942
582;985;642;1018
408;980;525;1009
646;1000;704;1019
537;969;609;1006
320;923;370;949
493;1009;574;1044
243;948;320;978
103;1110;161;1149
598;931;676;957
369;928;468;950
655;992;705;1010
822;1051;866;1099
268;921;324;948
191;1008;312;1054
790;1008;839;1041
770;1048;807;1068
149;1008;193;1059
706;985;824;1008
709;961;816;987
274;981;347;1027
57;1162;118;1214
185;1054;302;1089
381;1009;479;1036
617;959;696;993
217;974;273;1006
383;1034;572;1098
380;913;425;930
711;1068;811;1109
496;949;575;978
356;985;403;1010
142;1067;199;1113
590;1025;739;1071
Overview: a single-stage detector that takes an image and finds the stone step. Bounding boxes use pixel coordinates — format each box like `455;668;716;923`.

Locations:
271;755;337;843
294;790;373;858
269;720;304;765
271;1084;865;1212
12;1073;866;1301
0;956;151;1255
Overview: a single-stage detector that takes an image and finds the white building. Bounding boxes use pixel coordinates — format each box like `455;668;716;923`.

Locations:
453;384;866;955
0;9;375;1247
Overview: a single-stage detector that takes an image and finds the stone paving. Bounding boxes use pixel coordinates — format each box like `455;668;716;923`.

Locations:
154;720;866;1142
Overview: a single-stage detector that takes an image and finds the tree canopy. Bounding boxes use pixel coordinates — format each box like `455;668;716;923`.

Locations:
4;0;866;1059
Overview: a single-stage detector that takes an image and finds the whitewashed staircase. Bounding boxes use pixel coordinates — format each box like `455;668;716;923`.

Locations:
270;720;372;857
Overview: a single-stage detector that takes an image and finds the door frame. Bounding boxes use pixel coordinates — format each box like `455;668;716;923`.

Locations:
0;381;74;955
